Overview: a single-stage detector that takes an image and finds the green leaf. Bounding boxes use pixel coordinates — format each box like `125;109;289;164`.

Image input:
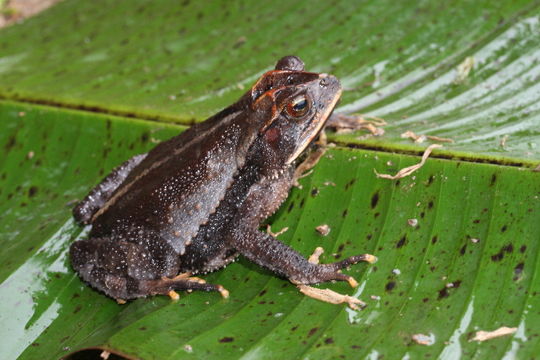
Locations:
1;0;540;359
1;100;539;359
0;0;539;160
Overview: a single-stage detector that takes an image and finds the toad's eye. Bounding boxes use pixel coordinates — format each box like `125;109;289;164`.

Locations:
285;95;310;118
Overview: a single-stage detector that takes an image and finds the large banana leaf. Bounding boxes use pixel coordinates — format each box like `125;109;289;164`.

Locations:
0;0;539;161
0;0;539;359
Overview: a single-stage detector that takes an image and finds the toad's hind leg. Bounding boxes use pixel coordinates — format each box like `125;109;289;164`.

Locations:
70;236;228;302
73;153;147;225
139;275;229;300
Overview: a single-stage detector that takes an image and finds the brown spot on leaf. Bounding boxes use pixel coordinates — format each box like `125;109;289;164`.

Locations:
28;186;38;197
491;244;513;262
308;327;319;338
345;179;356;191
5;135;16;151
438;287;449;299
385;281;396;291
371;191;380;208
287;201;295;213
396;235;407;248
503;244;513;253
514;262;524;275
219;337;234;343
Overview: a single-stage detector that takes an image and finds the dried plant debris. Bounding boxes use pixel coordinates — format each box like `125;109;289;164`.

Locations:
327;113;386;136
297;284;366;310
0;0;62;28
315;224;331;236
407;218;418;227
471;326;517;342
454;56;475;84
500;134;509;149
412;333;435;346
401;130;454;144
375;144;442;180
266;224;289;237
308;246;325;264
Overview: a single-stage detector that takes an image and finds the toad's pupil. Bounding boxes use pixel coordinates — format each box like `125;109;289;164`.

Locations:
293;98;307;111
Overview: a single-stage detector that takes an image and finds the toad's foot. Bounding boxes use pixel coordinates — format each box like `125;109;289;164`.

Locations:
167;272;207;284
301;250;377;287
297;284;366;310
140;276;229;299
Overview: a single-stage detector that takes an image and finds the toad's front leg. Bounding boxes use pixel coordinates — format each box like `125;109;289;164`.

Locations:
231;224;375;288
227;170;376;306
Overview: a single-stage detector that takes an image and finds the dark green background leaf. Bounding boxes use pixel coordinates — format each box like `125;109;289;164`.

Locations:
0;0;539;160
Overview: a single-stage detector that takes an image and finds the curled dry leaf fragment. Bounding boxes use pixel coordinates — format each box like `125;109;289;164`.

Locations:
426;135;454;143
500;135;509;148
401;130;454;144
266;224;289;237
315;224;331;236
308;246;325;264
297;284;366;310
327;113;386;136
454;56;475;84
412;333;435;346
401;130;426;143
375;144;443;180
471;326;517;342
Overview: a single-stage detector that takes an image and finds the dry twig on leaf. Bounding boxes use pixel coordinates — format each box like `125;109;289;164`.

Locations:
375;144;442;180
